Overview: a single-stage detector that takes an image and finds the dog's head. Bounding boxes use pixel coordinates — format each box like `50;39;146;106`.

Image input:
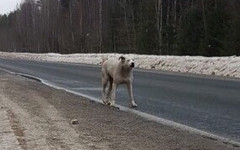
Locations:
119;56;135;68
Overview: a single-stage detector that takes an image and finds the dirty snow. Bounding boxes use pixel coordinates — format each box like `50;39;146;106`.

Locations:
0;51;240;78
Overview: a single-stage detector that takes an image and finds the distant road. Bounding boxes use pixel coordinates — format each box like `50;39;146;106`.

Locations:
0;58;240;143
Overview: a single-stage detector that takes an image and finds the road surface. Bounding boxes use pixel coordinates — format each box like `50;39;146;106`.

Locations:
0;58;239;143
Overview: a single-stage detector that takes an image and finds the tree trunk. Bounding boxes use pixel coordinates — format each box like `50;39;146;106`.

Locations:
70;0;75;46
173;0;177;30
79;0;83;52
99;0;103;53
166;0;171;54
214;0;217;10
156;0;163;55
166;0;170;26
123;1;131;53
201;0;207;35
130;0;137;53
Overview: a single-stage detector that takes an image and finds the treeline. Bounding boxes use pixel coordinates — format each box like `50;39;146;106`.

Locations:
0;0;240;56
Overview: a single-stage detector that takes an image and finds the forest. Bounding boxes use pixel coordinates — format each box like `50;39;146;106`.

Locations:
0;0;240;56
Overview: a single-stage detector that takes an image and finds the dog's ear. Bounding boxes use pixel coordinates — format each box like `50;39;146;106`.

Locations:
119;56;125;62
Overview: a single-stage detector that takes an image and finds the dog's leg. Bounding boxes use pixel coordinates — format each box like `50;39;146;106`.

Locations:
126;81;137;107
106;77;113;104
110;82;117;106
102;78;108;105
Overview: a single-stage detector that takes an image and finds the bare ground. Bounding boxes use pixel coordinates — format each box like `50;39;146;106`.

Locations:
0;71;239;150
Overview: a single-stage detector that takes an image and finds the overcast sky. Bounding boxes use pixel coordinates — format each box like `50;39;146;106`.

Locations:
0;0;22;15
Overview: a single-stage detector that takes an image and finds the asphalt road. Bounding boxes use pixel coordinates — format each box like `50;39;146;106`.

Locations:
0;58;240;143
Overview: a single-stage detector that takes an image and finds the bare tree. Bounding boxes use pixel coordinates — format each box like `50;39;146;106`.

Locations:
173;0;177;30
123;1;131;53
99;0;103;53
156;0;163;54
201;0;207;35
130;0;137;53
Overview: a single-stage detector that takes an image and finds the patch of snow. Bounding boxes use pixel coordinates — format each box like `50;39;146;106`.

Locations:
0;52;240;78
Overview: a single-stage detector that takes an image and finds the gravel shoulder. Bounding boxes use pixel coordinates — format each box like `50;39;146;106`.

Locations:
0;71;239;150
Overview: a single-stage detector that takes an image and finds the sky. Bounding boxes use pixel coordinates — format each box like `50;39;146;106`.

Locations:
0;0;22;15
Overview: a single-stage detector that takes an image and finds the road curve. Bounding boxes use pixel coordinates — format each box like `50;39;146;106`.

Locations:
0;58;240;143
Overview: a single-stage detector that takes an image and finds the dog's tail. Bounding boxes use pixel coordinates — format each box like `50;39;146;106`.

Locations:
100;56;108;65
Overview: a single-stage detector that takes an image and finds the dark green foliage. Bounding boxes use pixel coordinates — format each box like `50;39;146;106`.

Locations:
226;18;240;56
177;8;204;55
203;0;229;56
0;14;9;27
224;1;240;56
60;0;70;9
136;1;158;54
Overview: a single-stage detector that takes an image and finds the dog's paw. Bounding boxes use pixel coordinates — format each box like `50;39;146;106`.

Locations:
109;101;116;107
109;103;115;107
131;102;138;108
109;104;119;110
102;100;109;105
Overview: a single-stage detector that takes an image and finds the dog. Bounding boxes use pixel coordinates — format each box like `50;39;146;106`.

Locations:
101;56;137;108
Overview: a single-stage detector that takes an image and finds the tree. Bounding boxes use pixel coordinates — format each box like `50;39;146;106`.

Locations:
0;0;240;56
156;0;163;54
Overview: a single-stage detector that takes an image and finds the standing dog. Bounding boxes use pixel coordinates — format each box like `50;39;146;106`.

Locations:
101;56;137;107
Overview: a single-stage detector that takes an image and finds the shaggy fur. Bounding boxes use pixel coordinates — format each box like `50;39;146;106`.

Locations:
101;56;137;107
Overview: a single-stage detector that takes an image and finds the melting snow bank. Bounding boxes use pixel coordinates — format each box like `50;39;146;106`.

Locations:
0;51;240;79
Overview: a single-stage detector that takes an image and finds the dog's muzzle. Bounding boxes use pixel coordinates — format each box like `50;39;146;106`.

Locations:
130;62;135;68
